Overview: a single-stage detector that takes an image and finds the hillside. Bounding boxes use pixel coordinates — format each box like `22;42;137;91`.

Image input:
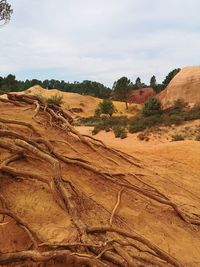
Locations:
24;85;140;117
0;93;200;266
159;66;200;108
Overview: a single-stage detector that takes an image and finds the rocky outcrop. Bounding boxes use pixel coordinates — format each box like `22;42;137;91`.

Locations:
128;87;156;104
159;66;200;108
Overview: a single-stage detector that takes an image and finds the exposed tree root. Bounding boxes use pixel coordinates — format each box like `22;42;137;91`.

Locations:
6;93;141;167
0;96;24;106
82;133;142;167
0;95;199;266
109;188;124;226
0;128;199;226
32;100;40;120
49;139;83;155
0;250;107;266
0;117;40;136
87;226;183;267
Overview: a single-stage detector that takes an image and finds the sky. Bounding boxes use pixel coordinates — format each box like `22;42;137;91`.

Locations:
0;0;200;87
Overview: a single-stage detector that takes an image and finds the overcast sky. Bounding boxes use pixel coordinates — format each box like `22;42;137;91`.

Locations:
0;0;200;87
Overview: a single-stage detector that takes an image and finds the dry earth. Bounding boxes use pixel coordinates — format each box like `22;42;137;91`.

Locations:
0;93;200;267
24;85;140;117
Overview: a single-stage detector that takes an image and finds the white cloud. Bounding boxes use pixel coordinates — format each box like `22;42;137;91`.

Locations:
0;0;200;86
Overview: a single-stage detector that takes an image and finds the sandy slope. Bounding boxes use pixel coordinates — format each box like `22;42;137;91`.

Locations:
77;126;200;196
25;85;140;117
0;97;200;266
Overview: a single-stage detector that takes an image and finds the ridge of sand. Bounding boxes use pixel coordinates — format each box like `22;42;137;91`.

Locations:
24;85;140;117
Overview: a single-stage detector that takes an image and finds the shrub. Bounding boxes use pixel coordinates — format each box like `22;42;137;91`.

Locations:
120;131;127;139
170;99;186;115
97;99;116;116
171;134;184;141
163;114;184;126
95;108;101;117
129;115;162;133
113;126;122;138
92;125;103;135
47;94;63;106
142;97;162;117
34;93;47;104
129;120;146;133
113;126;127;139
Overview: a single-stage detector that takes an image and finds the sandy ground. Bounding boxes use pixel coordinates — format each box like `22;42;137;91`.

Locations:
1;94;200;266
76;119;200;155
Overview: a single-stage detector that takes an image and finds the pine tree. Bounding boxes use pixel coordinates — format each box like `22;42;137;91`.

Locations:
112;77;131;109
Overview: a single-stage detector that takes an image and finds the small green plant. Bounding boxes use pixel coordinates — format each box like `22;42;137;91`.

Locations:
34;93;47;104
113;126;127;139
129;121;146;133
170;99;186;115
94;108;101;117
46;94;63;106
171;134;185;141
92;125;101;135
142;97;162;117
96;99;116;117
120;131;127;139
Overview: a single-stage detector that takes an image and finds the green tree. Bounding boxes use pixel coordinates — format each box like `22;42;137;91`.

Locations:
112;77;131;109
162;68;181;88
143;97;162;116
135;77;142;88
98;99;115;116
1;74;18;92
150;75;157;89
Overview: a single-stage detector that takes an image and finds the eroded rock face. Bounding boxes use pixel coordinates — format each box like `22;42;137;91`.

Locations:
128;87;156;104
159;66;200;108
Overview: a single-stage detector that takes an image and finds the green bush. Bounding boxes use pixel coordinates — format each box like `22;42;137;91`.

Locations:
142;97;162;117
47;94;63;106
120;131;127;139
97;99;116;116
129;120;146;133
34;93;47;104
129;115;162;133
113;126;127;139
92;125;103;135
77;100;200;137
113;126;122;138
169;99;186;115
95;108;101;117
163;114;184;126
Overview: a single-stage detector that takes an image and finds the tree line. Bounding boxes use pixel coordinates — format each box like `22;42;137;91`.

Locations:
112;68;180;108
0;68;180;100
0;75;111;98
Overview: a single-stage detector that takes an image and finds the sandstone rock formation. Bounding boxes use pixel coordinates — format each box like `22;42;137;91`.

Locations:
128;87;156;104
159;66;200;108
